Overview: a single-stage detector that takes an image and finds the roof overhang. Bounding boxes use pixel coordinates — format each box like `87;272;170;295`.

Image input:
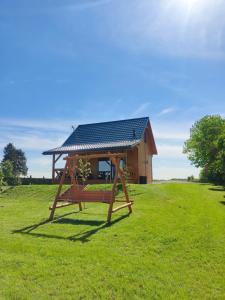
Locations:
43;140;141;155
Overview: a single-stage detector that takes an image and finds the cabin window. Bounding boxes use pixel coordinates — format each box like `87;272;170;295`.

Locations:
98;160;111;172
98;159;112;180
120;159;126;170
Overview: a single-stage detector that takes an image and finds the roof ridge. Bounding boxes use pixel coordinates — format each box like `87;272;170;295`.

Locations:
77;116;149;127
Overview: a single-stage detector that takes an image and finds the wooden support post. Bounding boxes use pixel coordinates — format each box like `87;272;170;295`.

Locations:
52;154;55;183
55;153;62;164
68;159;82;211
52;154;63;183
107;157;119;223
49;161;68;221
118;168;132;213
112;202;133;213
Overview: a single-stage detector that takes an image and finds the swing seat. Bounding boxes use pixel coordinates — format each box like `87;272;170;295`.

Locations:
69;189;113;203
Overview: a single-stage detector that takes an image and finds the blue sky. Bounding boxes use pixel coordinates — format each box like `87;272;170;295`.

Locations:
0;0;225;179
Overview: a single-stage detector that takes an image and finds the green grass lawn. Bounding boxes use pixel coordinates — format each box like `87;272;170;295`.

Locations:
0;183;225;299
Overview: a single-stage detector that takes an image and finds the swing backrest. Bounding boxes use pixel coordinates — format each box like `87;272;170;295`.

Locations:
71;189;113;203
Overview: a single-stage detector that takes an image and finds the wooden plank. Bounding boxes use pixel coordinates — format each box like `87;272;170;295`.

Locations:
118;168;132;213
67;159;82;211
115;199;134;203
49;202;74;210
70;190;113;202
49;161;68;220
107;157;119;222
64;153;126;161
55;153;62;164
68;198;111;203
52;154;55;183
112;202;133;213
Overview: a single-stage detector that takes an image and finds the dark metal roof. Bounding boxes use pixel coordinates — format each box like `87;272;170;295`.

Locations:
43;117;149;155
43;140;140;155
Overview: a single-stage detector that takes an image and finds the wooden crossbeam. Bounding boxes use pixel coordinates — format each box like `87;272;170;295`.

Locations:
49;202;74;210
112;202;133;213
115;199;134;203
64;153;126;161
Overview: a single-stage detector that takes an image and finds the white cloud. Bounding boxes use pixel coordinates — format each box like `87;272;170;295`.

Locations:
0;118;74;132
17;135;60;150
152;121;192;141
157;144;184;158
158;107;176;116
131;102;150;117
28;156;52;167
68;0;112;11
0;118;71;158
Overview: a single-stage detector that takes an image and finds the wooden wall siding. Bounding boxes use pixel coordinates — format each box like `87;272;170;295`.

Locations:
126;148;138;183
148;155;153;183
137;128;153;183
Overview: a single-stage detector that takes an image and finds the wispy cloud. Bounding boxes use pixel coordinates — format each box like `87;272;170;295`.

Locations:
68;0;112;11
0;117;80;132
152;120;192;141
157;144;184;158
0;0;113;16
158;107;176;116
131;102;150;117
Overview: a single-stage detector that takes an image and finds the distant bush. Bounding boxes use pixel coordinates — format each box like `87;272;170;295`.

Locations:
1;160;21;186
187;175;195;182
21;177;52;185
0;168;6;191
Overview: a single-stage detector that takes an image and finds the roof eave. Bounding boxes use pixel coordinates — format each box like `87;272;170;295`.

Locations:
42;145;138;156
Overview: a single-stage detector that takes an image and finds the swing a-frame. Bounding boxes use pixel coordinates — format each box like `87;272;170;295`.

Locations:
49;153;133;223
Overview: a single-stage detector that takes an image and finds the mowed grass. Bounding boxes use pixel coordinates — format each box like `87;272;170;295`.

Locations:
0;183;225;299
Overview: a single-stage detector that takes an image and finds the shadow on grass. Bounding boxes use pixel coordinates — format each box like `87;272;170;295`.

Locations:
53;218;105;226
12;211;79;233
12;212;131;243
208;187;225;192
208;187;225;205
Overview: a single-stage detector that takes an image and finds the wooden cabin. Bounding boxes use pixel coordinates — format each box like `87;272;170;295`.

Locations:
43;117;157;184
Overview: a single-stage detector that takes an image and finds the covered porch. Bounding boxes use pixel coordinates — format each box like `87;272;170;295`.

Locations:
51;149;139;184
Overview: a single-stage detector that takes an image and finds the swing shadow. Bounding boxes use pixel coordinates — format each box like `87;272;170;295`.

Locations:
12;212;130;243
12;211;80;234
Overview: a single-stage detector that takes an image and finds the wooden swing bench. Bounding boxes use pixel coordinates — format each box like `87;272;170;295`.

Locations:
49;153;133;223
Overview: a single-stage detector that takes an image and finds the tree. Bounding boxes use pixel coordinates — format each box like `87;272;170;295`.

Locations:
2;143;28;176
77;159;92;184
184;115;225;184
1;160;21;186
0;167;5;192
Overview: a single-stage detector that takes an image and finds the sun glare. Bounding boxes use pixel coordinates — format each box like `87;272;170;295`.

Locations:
181;0;200;10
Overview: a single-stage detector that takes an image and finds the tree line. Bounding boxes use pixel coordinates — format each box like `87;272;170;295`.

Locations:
0;143;28;190
184;115;225;185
